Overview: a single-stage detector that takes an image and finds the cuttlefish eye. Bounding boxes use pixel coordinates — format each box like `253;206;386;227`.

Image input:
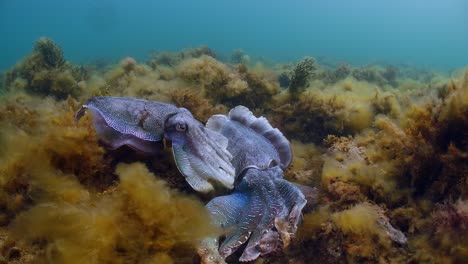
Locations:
176;123;187;132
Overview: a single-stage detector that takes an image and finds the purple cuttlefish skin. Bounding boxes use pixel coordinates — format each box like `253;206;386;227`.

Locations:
204;106;318;262
75;96;235;193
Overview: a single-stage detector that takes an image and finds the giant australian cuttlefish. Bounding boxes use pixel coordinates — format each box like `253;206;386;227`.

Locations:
75;97;318;263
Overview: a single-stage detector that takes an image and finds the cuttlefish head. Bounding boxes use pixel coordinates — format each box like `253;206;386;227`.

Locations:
75;97;235;193
165;109;235;192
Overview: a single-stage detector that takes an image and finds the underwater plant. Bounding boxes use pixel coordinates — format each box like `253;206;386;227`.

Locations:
3;37;82;99
33;37;66;68
288;57;316;99
0;73;5;94
1;37;467;263
177;55;231;98
147;46;216;69
315;63;352;85
230;63;280;109
168;87;227;122
175;55;280;111
0;95;219;263
277;72;291;88
230;49;250;65
8;162;218;264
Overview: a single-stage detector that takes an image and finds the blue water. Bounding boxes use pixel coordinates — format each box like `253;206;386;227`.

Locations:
1;0;467;71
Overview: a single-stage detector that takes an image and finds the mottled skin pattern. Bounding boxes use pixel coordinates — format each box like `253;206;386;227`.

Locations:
205;106;307;262
75;97;235;192
207;167;306;262
76;97;311;263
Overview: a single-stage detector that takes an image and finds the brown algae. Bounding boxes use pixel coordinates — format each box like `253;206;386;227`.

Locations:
0;38;467;263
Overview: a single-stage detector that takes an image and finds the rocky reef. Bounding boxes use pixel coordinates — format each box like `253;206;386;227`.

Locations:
0;38;466;263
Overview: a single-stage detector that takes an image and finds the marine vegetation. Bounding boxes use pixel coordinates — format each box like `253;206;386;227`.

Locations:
147;46;217;69
230;49;250;65
3;38;86;99
0;38;467;264
288;57;316;99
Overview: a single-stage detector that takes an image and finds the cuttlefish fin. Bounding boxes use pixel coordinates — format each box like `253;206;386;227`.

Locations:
75;97;179;154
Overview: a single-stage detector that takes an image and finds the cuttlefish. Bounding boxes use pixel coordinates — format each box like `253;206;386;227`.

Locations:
76;97;317;262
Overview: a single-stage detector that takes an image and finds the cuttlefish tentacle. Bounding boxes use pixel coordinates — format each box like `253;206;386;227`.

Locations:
205;192;252;260
239;166;298;261
206;166;309;261
203;105;315;262
218;191;261;258
239;220;277;261
273;180;308;248
212;176;264;258
206;192;248;229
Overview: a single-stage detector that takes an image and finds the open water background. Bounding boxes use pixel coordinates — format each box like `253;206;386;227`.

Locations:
1;0;467;71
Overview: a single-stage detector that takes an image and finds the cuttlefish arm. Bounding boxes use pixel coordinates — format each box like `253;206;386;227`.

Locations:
165;109;235;192
75;96;235;192
205;166;311;262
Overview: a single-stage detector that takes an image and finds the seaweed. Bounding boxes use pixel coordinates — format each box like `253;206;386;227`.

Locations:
176;57;279;111
288;57;316;99
232;63;280;109
277;72;290;88
315;63;351;85
168;87;226;122
3;38;82;100
348;64;401;88
422;201;468;261
7;163;217;264
270;76;389;145
331;64;351;83
351;66;387;87
177;55;230;95
0;93;218;263
147;46;216;69
0;73;5;94
230;49;250;65
1;39;468;263
86;56;172;100
32;37;66;68
285;140;323;187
